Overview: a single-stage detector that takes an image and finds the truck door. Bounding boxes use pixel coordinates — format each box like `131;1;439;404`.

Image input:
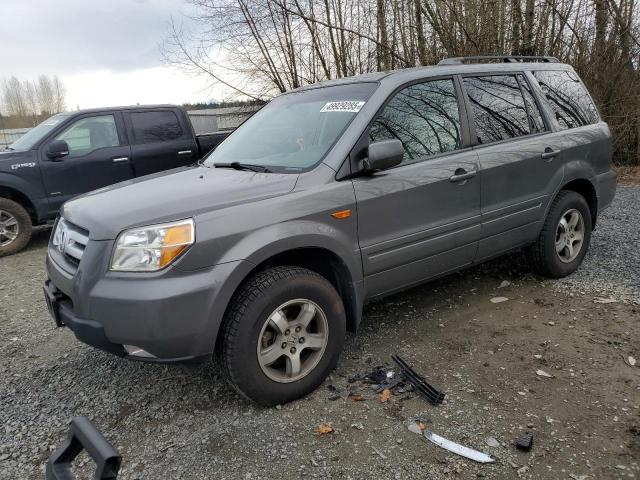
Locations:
125;110;197;177
39;112;133;214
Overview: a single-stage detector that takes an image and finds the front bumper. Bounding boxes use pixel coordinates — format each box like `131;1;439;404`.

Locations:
45;244;246;363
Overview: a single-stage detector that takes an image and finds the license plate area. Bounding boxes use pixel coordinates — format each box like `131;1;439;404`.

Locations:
43;280;64;327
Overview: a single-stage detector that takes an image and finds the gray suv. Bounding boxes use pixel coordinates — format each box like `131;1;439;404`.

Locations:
44;56;616;405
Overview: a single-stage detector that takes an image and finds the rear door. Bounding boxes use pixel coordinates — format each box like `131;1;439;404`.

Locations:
352;77;482;298
39;112;132;214
461;73;565;261
125;109;197;177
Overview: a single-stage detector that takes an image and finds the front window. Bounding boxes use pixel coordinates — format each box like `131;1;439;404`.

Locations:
8;113;70;151
204;83;377;172
54;115;120;158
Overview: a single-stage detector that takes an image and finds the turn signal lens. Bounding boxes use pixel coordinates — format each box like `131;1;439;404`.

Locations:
159;222;193;268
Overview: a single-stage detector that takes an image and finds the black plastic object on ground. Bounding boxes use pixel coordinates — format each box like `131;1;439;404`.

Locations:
46;416;121;480
391;354;446;405
515;432;534;451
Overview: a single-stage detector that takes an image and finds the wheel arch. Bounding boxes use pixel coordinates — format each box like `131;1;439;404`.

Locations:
213;244;364;351
558;178;598;228
0;184;38;223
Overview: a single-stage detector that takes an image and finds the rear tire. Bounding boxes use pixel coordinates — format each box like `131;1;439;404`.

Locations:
0;198;32;257
218;266;346;406
527;190;592;278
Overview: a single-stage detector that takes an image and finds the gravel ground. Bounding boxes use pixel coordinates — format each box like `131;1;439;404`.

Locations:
553;185;640;303
1;188;639;480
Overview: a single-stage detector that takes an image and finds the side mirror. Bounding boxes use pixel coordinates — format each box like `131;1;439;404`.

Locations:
47;140;70;160
363;139;403;172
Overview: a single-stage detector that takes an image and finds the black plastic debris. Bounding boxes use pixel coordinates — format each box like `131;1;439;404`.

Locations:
515;432;534;451
391;355;445;406
46;416;121;480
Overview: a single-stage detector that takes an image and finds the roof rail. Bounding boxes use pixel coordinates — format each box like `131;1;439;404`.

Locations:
438;55;560;65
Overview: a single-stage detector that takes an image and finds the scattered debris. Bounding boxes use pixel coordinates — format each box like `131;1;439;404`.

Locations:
371;446;387;460
349;393;364;402
593;296;617;304
517;465;529;475
391;355;445;405
490;296;509;303
380;389;391;403
536;369;554;378
569;474;590;480
350;422;364;430
485;437;500;448
515;432;534;451
424;430;494;463
314;424;334;435
533;354;543;359
547;321;555;326
625;355;637;367
498;280;511;289
407;422;424;435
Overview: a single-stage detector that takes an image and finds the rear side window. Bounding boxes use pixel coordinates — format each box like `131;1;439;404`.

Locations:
130;111;184;144
369;79;462;164
463;75;531;144
533;70;599;129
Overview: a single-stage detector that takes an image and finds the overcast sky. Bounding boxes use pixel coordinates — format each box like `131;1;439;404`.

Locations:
0;0;223;109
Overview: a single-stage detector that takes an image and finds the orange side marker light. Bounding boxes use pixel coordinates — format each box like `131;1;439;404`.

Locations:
331;209;352;219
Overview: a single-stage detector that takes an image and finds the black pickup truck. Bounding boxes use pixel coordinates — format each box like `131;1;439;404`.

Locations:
0;105;228;256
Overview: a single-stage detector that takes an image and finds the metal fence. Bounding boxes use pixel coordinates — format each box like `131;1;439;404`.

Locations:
0;128;30;148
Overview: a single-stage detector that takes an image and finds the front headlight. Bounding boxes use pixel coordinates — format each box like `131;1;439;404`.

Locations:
110;219;195;272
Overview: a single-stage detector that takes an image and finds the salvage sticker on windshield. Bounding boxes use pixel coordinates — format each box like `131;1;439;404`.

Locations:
320;101;365;113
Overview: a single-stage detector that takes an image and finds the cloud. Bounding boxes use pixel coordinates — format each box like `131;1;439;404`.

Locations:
0;0;194;78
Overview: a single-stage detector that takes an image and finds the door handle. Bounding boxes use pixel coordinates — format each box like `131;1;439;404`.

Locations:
111;157;129;163
449;168;476;183
178;150;193;156
541;148;559;160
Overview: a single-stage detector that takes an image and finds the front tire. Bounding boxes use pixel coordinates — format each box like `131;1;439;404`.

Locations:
0;198;32;258
218;266;346;406
527;190;592;278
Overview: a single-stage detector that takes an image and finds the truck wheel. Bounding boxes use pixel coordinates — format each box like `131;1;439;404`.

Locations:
0;198;32;257
527;190;592;278
218;266;346;406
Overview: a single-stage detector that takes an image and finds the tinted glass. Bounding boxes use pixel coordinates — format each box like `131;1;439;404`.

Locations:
517;74;545;133
464;75;530;144
369;79;461;163
205;83;377;172
534;70;599;129
131;111;184;144
55;115;120;158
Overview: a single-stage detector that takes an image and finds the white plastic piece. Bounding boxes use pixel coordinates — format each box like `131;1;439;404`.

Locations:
424;431;495;463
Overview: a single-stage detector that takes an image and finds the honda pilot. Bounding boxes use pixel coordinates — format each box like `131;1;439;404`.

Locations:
44;56;616;405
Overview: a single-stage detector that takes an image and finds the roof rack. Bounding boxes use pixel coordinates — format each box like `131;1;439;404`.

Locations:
438;55;560;65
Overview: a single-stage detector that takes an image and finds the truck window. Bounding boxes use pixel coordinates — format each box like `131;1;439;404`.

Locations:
54;115;120;158
533;70;599;129
464;75;532;144
131;111;184;144
369;79;462;164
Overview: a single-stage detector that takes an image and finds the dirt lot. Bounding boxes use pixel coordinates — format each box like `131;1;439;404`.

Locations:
1;188;639;480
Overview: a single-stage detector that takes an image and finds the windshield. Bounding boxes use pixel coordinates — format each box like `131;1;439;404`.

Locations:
8;113;70;151
205;83;377;172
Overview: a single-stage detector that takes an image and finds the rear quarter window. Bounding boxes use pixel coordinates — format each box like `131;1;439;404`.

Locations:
131;111;185;144
533;70;599;129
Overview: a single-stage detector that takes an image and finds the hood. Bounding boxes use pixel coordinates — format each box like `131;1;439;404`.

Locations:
62;166;299;240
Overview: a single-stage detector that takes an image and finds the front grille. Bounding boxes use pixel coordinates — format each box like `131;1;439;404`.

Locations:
51;218;90;273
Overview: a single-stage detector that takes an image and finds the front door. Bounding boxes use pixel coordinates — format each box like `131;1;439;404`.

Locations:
352;78;482;298
39;113;133;215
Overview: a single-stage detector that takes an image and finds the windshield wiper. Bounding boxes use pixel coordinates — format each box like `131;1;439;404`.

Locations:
214;161;272;173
